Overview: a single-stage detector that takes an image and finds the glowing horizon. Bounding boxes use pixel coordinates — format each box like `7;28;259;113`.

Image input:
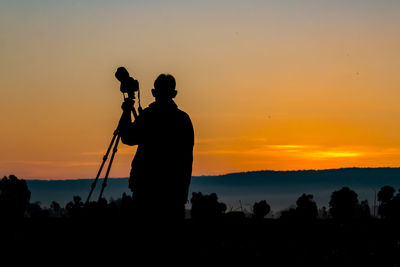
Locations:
1;1;400;179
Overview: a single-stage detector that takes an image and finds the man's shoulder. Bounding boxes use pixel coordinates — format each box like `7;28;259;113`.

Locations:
176;108;190;118
175;108;193;125
143;102;191;119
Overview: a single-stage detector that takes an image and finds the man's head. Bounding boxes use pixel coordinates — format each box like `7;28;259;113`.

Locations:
152;74;177;101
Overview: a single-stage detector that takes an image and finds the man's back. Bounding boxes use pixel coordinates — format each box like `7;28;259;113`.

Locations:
128;100;194;204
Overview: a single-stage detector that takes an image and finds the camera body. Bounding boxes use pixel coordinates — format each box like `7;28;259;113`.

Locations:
115;67;139;99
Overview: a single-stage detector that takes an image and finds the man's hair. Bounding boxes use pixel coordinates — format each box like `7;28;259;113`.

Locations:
154;74;176;92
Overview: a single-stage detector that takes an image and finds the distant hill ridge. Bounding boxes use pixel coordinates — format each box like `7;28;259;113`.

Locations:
25;167;400;208
195;167;400;186
27;167;400;181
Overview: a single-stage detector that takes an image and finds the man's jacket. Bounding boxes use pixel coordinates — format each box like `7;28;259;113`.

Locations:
120;100;194;205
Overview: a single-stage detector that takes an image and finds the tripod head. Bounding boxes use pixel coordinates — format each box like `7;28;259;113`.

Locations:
115;67;139;100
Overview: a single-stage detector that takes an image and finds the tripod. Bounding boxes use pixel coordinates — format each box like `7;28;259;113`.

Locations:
85;99;139;204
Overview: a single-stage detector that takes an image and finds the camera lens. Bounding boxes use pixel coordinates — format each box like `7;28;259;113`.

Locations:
115;67;129;82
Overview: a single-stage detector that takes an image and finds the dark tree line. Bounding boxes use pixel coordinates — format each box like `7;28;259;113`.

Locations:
2;175;400;222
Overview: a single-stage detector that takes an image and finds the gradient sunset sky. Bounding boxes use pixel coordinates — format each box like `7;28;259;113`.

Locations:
1;0;400;179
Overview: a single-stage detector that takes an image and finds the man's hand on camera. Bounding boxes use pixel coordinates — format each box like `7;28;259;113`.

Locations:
121;98;135;112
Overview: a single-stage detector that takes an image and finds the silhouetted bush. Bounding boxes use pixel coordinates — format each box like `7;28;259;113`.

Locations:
279;207;296;220
329;187;358;220
107;199;118;218
66;196;84;218
318;206;329;219
120;192;133;219
0;175;31;220
50;201;63;217
27;201;50;218
356;200;371;219
279;194;318;221
252;200;271;220
27;201;41;217
190;192;226;220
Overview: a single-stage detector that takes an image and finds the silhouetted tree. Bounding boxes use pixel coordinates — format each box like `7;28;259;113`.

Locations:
252;200;271;220
190;192;226;220
329;187;359;220
387;191;400;220
296;193;318;220
0;175;31;220
378;186;395;203
378;185;395;219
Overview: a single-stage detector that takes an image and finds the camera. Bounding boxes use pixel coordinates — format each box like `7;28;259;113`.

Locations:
115;67;139;99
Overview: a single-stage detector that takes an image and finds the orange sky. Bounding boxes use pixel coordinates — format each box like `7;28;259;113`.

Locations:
1;1;400;179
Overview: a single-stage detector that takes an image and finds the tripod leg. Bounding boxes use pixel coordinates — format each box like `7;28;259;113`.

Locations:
85;130;118;205
98;133;121;201
132;107;138;120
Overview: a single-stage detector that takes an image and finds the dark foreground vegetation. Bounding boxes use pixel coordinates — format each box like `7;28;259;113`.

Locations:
2;175;400;266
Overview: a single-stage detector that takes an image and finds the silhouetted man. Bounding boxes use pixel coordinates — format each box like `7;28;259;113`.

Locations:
119;74;194;220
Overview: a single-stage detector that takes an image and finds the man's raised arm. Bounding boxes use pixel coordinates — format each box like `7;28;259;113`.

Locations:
119;99;141;146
